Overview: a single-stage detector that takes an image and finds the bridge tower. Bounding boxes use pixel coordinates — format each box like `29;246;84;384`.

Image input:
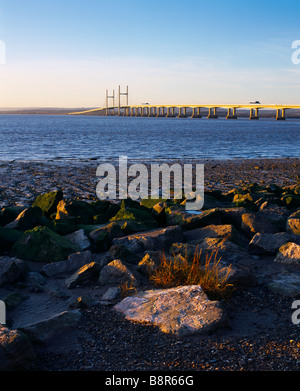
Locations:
118;85;129;116
106;89;115;116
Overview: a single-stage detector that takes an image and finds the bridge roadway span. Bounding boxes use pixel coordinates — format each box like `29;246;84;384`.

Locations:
70;104;300;120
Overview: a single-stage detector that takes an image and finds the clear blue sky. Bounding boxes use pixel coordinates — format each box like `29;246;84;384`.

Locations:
0;0;300;107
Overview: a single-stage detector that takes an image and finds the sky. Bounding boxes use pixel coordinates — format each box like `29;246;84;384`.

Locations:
0;0;300;108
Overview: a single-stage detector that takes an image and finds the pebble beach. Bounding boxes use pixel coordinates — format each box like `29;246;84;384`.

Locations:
1;156;300;373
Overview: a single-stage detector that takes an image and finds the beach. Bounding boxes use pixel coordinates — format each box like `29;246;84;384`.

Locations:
1;157;299;207
0;157;300;371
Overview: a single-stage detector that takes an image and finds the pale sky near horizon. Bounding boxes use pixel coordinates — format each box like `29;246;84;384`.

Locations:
0;0;300;108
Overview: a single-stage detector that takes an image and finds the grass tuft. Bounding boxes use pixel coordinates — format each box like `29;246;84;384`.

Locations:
149;246;235;301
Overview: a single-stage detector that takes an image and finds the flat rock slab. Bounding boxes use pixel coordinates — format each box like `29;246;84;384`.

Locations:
114;285;228;336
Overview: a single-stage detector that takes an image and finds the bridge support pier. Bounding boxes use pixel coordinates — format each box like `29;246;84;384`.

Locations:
276;108;286;120
156;107;166;117
226;107;237;119
178;107;187;118
148;107;157;117
250;108;259;120
191;107;202;118
207;107;218;119
166;107;176;117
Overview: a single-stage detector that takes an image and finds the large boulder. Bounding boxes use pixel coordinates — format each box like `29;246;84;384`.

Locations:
112;226;184;253
183;224;245;246
89;222;123;252
0;325;35;370
110;199;158;231
259;202;290;231
41;250;93;277
165;207;221;230
0;257;28;286
287;210;300;236
98;259;137;286
114;285;228;336
0;227;23;252
0;206;26;227
4;206;50;231
274;242;300;264
10;226;80;263
64;229;90;251
65;262;100;289
19;310;82;343
90;200;121;224
248;232;291;255
241;212;277;237
31;190;63;218
287;218;300;236
55;200;95;224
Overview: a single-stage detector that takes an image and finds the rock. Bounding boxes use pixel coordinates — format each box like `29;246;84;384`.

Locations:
41;250;93;277
0;325;35;370
101;286;121;300
55;199;69;220
56;199;97;224
249;232;291;255
192;238;256;286
0;226;23;252
0;206;26;227
98;259;137;286
4;206;49;231
20;310;82;343
152;202;168;225
31;190;63;218
241;212;277;237
89;222;123;252
165;207;221;230
274;242;300;264
218;207;248;229
233;193;256;210
183;224;245;246
51;219;77;235
259;202;290;231
112;226;184;254
65;229;90;250
0;257;28;286
110;199;158;231
196;237;250;264
65;261;100;288
3;292;28;308
287;218;300;236
11;226;80;263
69;295;97;308
281;193;300;209
114;285;228;336
137;251;163;276
25;272;46;292
108;243;140;264
267;273;300;297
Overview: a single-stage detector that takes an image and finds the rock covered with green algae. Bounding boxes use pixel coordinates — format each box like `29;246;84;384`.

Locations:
31;189;63;218
10;226;80;263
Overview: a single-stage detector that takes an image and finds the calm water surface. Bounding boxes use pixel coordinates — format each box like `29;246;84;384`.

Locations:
0;115;299;161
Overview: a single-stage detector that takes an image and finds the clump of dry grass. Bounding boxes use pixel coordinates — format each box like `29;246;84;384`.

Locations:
149;246;234;301
119;280;137;299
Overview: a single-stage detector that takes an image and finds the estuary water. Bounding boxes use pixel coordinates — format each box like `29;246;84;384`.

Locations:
0;114;299;162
